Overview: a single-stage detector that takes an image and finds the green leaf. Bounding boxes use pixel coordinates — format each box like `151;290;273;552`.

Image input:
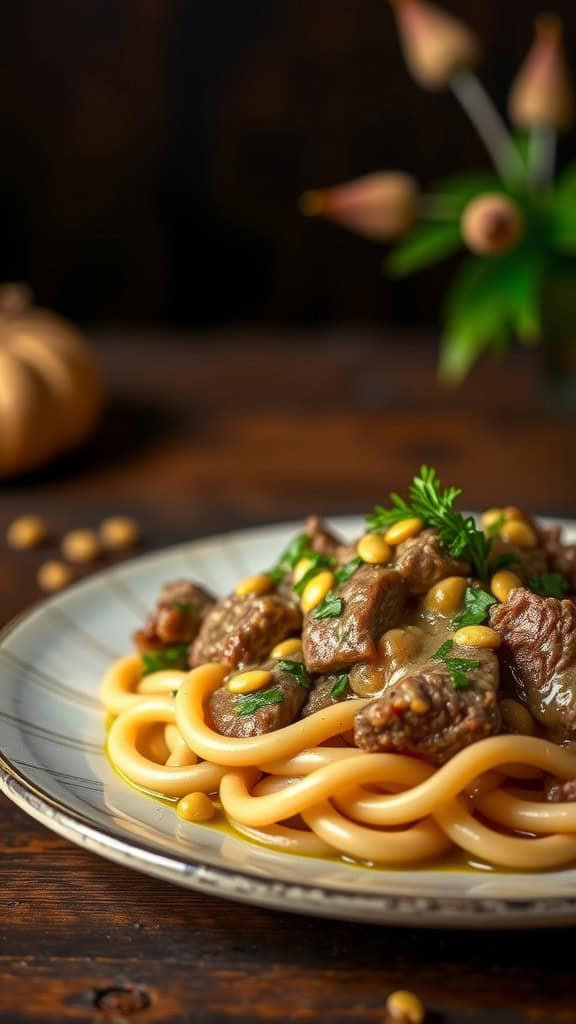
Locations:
433;640;454;660
331;674;350;699
427;172;502;214
556;161;576;200
269;532;312;581
293;552;335;596
452;587;497;629
528;573;569;598
313;593;343;620
142;644;189;675
277;659;312;690
235;688;284;716
386;222;462;278
492;553;521;571
334;557;363;586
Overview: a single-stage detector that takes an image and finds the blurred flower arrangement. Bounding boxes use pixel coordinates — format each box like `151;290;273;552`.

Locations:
301;1;576;385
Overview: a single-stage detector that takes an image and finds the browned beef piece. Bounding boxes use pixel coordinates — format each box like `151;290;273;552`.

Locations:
190;592;301;669
302;565;407;674
539;525;576;591
354;647;499;764
545;777;576;802
305;515;341;557
134;579;216;652
490;588;576;737
393;528;469;595
487;537;548;583
301;673;352;717
207;661;307;737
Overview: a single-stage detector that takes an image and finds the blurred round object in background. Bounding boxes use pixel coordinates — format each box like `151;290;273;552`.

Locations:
37;560;73;593
61;528;101;565
0;283;103;478
99;516;141;551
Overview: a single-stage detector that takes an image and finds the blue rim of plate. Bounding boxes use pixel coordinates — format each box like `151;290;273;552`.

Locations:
2;532;576;929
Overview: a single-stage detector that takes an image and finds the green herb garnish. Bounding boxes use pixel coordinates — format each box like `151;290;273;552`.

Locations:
142;644;189;675
331;674;349;699
485;514;506;538
334;556;363;586
268;532;312;583
433;639;480;690
528;573;569;598
452;587;497;629
293;552;335;596
235;688;284;716
277;658;311;690
171;688;179;698
172;601;193;613
313;593;344;620
366;465;491;579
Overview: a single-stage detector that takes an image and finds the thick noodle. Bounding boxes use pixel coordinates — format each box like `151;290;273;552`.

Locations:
103;659;576;870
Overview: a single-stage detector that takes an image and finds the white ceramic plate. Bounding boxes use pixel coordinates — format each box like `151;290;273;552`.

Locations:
2;517;576;929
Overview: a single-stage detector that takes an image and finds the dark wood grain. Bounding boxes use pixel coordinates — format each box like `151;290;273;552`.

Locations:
1;331;576;1023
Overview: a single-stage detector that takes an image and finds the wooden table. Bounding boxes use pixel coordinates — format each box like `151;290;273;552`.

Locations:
1;331;575;1023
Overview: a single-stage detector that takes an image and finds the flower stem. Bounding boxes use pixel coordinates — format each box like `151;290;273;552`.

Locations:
529;127;556;188
451;71;526;187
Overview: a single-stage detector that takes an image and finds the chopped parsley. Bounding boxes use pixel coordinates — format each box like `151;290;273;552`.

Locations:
277;658;311;690
452;587;497;629
268;532;312;582
366;465;491;579
331;674;349;699
528;573;569;598
313;593;344;620
334;556;363;586
172;601;193;613
141;644;189;675
485;514;506;538
433;639;480;691
235;688;284;716
293;552;335;596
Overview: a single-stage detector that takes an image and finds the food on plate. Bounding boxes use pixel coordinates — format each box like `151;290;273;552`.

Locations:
103;469;576;869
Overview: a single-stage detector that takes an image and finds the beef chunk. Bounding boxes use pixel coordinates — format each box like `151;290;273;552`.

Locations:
302;565;407;674
490;588;576;737
207;661;307;737
134;579;216;651
305;515;341;557
301;673;352;717
393;528;469;595
540;525;576;591
190;592;301;669
354;647;499;764
545;777;576;802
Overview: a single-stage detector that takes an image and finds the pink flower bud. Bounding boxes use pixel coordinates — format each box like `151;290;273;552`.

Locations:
509;15;574;131
300;172;420;242
461;193;524;255
390;0;480;91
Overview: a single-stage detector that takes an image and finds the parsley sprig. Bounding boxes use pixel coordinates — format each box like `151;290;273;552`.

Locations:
334;556;363;586
268;532;312;583
293;552;335;596
528;573;569;598
235;688;284;716
277;659;312;689
433;639;480;690
313;593;344;620
452;587;497;629
330;674;349;699
366;466;491;579
142;644;189;676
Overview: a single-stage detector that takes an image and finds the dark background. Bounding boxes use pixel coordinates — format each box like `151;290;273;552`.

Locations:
1;0;574;328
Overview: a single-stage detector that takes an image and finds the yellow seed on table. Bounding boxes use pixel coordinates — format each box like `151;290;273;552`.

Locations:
176;792;215;823
37;560;73;593
386;989;425;1024
99;516;140;551
452;625;501;649
481;507;504;530
357;533;392;565
270;637;302;659
293;557;314;585
235;573;273;597
227;669;272;694
490;569;522;603
61;528;101;565
6;515;48;550
500;698;535;736
499;519;537;549
384;518;424;546
300;571;334;613
423;576;467;615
